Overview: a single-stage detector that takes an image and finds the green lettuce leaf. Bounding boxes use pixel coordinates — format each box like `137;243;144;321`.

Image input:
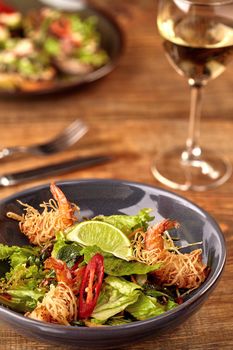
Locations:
51;232;67;258
81;245;112;260
106;316;133;326
166;299;178;310
4;264;44;290
0;243;41;277
52;232;82;267
93;208;154;236
44;37;61;55
126;293;177;320
91;276;141;321
0;262;46;313
0;287;45;312
82;245;161;276
0;244;18;260
57;243;82;268
104;258;161;276
144;288;175;300
0;244;39;265
10;249;40;269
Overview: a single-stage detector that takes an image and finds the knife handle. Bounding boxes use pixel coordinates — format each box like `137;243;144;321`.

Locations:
0;155;111;187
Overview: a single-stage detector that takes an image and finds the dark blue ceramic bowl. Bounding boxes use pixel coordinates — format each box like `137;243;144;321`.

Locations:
0;179;226;348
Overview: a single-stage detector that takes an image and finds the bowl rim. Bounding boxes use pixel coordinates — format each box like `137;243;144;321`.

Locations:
0;178;226;332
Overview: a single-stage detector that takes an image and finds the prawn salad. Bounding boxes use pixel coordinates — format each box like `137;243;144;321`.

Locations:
0;3;109;92
0;183;209;326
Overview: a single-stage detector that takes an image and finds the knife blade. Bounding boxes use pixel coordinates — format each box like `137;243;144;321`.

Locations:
0;155;111;187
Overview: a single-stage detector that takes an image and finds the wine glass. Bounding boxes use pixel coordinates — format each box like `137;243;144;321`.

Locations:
152;0;233;191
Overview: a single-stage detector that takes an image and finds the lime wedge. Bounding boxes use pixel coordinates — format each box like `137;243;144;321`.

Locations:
66;221;133;261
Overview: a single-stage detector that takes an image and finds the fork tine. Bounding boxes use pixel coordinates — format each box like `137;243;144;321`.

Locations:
0;119;89;158
49;126;88;149
51;122;87;143
51;120;87;141
65;123;88;142
37;120;88;154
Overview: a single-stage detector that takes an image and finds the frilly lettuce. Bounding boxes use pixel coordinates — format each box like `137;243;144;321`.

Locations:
0;243;45;312
93;208;154;236
0;243;40;268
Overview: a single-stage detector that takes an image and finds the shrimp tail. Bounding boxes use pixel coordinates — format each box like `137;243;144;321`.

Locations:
145;219;180;251
50;182;78;227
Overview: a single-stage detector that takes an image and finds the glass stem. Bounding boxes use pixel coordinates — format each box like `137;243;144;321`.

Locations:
185;82;204;159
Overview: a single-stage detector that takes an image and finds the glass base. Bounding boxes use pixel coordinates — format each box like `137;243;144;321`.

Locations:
151;146;232;191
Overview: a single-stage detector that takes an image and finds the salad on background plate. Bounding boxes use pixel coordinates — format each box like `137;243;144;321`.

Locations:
0;1;111;93
0;183;209;327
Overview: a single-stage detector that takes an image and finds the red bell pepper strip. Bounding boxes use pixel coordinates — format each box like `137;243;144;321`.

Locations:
0;1;15;13
79;253;104;319
72;266;86;295
50;18;71;38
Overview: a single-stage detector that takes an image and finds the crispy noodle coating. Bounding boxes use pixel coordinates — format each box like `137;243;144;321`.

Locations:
26;282;77;325
7;183;79;246
132;225;208;289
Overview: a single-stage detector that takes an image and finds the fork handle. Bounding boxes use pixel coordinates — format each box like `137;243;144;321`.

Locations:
0;146;29;159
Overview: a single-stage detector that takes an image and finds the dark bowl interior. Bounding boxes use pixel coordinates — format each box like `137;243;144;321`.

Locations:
0;179;226;348
1;0;123;96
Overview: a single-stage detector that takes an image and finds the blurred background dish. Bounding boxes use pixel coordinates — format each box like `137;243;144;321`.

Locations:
0;0;123;95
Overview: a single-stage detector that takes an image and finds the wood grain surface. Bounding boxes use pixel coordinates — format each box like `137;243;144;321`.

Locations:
0;0;233;349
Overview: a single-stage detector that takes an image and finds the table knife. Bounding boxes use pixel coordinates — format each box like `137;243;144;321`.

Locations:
0;155;111;187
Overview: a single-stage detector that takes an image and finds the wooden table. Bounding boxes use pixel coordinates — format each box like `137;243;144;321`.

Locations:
0;0;233;349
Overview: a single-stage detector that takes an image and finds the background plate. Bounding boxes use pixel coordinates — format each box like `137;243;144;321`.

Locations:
1;0;124;95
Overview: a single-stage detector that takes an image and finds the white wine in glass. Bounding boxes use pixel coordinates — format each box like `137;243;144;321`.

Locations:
152;0;233;191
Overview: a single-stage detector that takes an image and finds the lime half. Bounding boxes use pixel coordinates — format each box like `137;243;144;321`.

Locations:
66;221;133;261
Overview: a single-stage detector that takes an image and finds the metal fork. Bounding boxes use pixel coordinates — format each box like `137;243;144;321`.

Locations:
0;119;88;159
